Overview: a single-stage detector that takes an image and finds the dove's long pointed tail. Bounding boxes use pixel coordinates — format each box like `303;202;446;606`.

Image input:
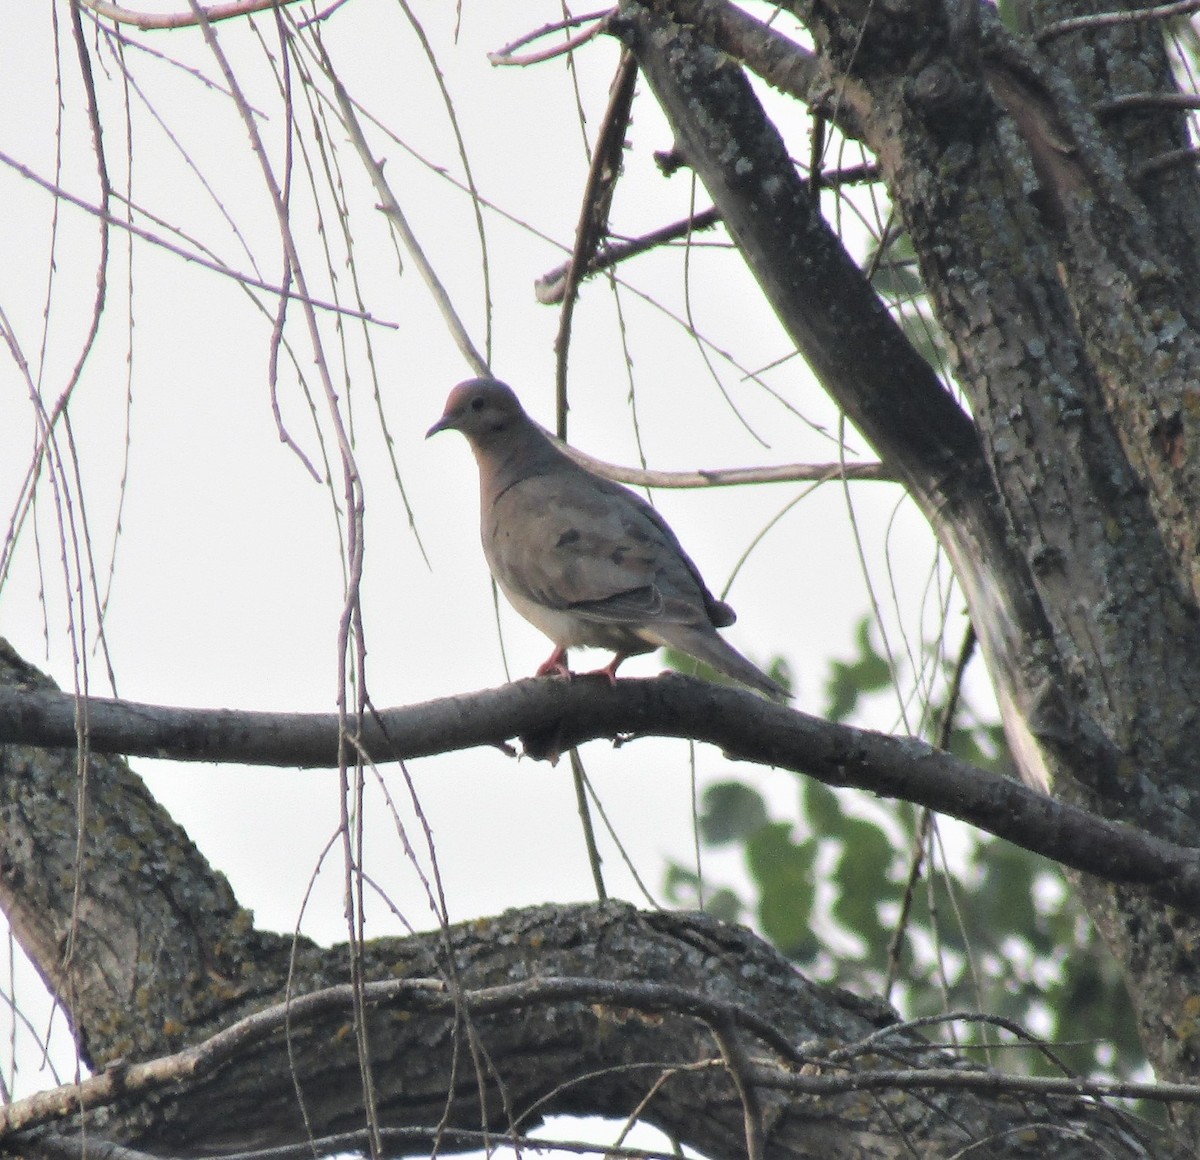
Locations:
655;625;789;701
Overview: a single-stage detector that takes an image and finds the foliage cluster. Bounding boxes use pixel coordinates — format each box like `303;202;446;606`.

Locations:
668;620;1142;1082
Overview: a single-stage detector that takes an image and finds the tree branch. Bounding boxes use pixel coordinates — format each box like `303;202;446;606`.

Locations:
1036;0;1200;42
2;668;1198;916
553;445;894;487
606;4;1096;800
1;905;1166;1160
79;0;305;31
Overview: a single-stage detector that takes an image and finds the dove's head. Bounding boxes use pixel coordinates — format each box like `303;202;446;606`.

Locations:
427;378;530;451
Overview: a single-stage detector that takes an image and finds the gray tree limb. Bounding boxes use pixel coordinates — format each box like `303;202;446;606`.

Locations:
1;646;1199;918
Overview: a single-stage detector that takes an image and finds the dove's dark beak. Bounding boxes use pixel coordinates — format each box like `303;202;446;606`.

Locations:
426;412;457;438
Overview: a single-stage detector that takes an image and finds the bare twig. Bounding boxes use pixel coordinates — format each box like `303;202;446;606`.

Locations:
537;208;723;304
1097;90;1200;116
554;50;640;436
555;443;894;487
79;0;307;30
489;10;613;66
830;1010;1080;1080
547;51;639;887
490;20;608;67
389;0;494;363
712;1019;764;1160
1134;146;1200;180
321;56;488;375
570;748;608;901
1037;0;1200;42
885;623;977;998
0;151;396;326
745;1061;1200;1104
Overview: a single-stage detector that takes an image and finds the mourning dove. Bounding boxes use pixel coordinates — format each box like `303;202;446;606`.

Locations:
427;378;787;700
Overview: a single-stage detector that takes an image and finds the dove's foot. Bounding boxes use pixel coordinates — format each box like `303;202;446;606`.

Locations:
536;647;572;679
583;653;629;687
536;649;630;686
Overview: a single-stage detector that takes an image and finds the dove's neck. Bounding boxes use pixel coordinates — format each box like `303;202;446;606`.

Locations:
473;419;567;507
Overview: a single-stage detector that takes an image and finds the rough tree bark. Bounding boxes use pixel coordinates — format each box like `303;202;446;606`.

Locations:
4;0;1200;1156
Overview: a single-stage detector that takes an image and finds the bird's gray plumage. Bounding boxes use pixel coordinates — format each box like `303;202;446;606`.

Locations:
428;378;787;700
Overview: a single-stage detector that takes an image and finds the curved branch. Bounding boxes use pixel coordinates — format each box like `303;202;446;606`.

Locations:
80;0;306;31
488;13;610;67
2;672;1198;915
0;973;798;1139
11;967;1198;1144
488;9;614;61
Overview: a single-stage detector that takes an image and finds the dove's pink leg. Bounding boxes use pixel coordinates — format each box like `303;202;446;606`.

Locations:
538;649;628;685
588;653;628;686
536;647;572;678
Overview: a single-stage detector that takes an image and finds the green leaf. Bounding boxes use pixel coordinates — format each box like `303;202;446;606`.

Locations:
746;822;818;959
823;617;892;723
700;782;769;845
831;818;893;957
801;778;845;834
700;886;744;925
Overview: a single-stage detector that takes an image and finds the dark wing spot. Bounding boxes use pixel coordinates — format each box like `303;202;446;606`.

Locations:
610;546;627;565
708;599;737;628
626;526;653;544
556;528;582;548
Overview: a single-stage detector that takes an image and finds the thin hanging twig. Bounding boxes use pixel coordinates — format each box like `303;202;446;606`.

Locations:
554;50;640;436
885;622;977;999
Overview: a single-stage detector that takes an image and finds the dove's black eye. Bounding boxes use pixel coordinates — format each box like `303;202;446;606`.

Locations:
470;396;486;412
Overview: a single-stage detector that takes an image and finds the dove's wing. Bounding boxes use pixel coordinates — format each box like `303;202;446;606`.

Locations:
485;469;729;629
